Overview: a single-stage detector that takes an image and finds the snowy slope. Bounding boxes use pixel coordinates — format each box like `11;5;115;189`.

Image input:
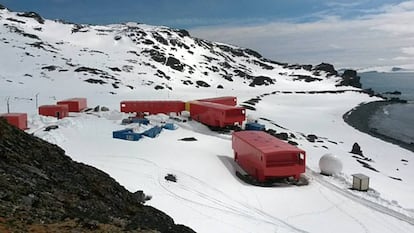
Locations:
1;7;414;233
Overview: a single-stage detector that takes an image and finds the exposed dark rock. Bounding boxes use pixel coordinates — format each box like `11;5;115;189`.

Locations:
196;80;210;87
84;78;107;85
142;39;154;45
307;134;318;143
222;74;233;82
166;56;184;71
240;104;256;111
286;64;312;71
275;132;289;141
291;75;322;82
71;24;89;33
154;85;164;90
27;41;58;53
0;118;195;233
288;140;299;146
165;174;177;182
338;69;362;88
249;76;274;87
142;49;166;63
178;137;198;141
5;24;40;40
155;70;171;80
252;60;273;70
244;48;262;58
217;84;224;89
152;32;168;46
217;44;245;57
0;4;5;9
108;67;121;72
17;12;45;24
114;35;122;40
234;69;253;79
351;142;363;156
313;63;338;76
112;83;119;89
174;29;190;37
41;65;59;71
356;159;379;172
74;67;116;82
6;17;26;24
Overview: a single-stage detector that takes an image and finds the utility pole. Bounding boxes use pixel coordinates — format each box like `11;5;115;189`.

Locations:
35;93;39;109
6;96;10;113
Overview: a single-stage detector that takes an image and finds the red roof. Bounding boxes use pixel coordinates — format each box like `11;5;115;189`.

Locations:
233;131;304;154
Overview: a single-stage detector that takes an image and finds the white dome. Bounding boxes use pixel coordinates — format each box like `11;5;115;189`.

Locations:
319;153;343;176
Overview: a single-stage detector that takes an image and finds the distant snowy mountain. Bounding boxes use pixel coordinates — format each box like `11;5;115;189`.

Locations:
0;5;356;113
2;6;414;233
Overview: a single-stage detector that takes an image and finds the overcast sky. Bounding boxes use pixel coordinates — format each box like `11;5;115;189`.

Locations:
2;0;414;69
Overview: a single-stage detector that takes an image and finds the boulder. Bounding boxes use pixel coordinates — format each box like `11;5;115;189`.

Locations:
351;142;363;156
338;69;362;88
313;63;338;76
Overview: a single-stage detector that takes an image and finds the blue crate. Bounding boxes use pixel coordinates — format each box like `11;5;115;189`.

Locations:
163;123;176;130
142;126;162;138
245;122;265;131
113;129;142;141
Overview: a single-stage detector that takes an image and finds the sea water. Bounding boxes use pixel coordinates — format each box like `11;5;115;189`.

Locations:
359;72;414;145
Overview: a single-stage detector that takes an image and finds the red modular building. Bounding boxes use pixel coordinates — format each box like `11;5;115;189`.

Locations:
57;98;87;112
232;131;306;182
38;105;69;119
0;113;28;130
188;101;245;127
197;96;237;106
120;100;185;115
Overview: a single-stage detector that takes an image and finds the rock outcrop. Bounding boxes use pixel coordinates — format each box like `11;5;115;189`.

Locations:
0;119;195;233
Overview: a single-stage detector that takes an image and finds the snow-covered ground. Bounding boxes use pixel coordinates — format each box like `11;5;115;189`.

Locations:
1;7;414;232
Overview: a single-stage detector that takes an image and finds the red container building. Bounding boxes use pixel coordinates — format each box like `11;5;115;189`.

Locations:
232;131;305;181
39;105;69;119
120;100;185;115
57;98;87;112
197;96;237;106
0;113;28;130
188;101;245;127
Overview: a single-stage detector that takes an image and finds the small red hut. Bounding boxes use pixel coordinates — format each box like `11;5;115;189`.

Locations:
39;105;69;119
57;98;87;112
0;113;28;130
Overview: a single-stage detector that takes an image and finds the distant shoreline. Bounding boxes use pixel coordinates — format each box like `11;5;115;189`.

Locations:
343;101;414;152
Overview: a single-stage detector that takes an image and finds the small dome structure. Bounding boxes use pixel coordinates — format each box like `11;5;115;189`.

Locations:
319;153;343;176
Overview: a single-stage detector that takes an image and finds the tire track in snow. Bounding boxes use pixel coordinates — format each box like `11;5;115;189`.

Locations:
158;168;308;233
310;169;414;226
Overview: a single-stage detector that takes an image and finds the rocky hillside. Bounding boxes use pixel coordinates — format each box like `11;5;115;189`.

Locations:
0;4;361;104
0;118;195;233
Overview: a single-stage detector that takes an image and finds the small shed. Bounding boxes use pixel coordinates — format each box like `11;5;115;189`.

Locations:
0;113;28;130
352;173;370;191
39;105;69;119
57;98;87;112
